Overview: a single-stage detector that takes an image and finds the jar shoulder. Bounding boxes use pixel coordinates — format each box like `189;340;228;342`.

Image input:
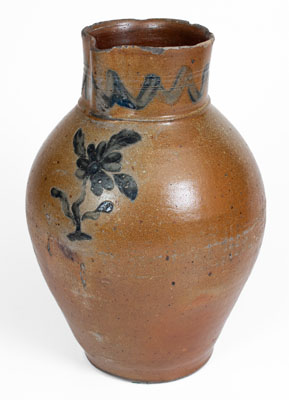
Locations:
26;104;265;248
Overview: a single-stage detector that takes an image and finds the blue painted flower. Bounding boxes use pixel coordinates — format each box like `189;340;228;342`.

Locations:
73;128;141;200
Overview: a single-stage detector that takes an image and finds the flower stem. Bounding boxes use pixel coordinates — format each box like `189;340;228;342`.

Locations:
71;177;88;233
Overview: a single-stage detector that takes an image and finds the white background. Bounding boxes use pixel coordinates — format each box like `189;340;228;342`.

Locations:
0;1;288;399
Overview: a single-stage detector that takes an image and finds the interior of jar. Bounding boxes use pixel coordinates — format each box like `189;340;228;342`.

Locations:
85;19;212;50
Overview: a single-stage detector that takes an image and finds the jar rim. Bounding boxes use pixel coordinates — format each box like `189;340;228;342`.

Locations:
82;19;214;53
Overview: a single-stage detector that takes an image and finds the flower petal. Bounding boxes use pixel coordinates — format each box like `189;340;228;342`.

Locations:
87;161;100;175
75;168;86;179
102;162;122;172
90;170;114;194
91;170;114;190
87;143;97;161
76;158;89;170
103;152;122;163
95;141;107;161
99;170;114;190
90;175;103;196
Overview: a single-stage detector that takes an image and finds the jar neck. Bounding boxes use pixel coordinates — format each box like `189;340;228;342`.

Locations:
79;19;214;120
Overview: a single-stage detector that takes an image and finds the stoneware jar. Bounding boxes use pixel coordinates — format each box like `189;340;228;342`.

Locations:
26;19;266;382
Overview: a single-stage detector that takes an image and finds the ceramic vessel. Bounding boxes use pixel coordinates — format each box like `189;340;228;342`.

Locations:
26;19;266;382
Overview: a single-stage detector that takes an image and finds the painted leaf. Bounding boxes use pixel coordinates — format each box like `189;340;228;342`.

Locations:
82;211;100;221
106;130;141;152
50;188;74;220
82;201;114;221
96;201;114;213
113;174;138;201
73;129;86;157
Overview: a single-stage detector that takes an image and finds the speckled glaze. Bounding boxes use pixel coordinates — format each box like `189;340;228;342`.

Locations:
26;19;266;382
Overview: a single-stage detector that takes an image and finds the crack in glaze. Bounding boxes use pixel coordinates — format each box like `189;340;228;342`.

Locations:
80;263;86;289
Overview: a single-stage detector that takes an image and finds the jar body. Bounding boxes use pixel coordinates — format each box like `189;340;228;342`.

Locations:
26;102;265;382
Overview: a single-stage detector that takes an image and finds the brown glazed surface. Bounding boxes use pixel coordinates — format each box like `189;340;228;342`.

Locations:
26;19;266;382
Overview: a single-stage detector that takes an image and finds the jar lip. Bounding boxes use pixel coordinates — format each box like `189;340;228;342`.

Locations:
82;18;214;53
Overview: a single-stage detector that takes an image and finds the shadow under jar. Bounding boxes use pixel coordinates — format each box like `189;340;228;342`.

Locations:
26;19;266;383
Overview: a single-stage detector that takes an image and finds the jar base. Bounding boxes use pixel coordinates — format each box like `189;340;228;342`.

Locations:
85;350;213;383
